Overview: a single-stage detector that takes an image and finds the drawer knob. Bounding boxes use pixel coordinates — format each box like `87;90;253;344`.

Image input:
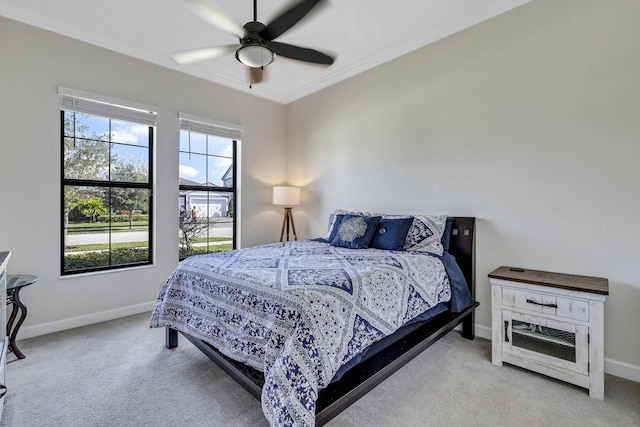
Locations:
526;298;558;309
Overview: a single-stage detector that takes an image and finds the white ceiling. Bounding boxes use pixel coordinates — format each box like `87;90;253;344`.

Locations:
0;0;531;104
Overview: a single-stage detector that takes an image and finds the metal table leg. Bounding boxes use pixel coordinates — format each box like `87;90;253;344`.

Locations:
6;288;27;359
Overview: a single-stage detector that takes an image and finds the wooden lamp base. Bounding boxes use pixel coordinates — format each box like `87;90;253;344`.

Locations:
279;207;298;242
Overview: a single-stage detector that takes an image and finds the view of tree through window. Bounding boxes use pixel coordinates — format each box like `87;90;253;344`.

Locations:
61;99;154;274
179;119;237;259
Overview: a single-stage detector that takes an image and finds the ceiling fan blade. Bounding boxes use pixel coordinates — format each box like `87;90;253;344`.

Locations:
270;41;334;65
261;0;325;41
171;45;237;64
185;0;244;38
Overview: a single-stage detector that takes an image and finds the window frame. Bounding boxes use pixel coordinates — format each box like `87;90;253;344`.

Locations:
178;114;241;260
60;88;156;275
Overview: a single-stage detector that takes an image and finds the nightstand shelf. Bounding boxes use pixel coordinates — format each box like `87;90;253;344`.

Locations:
489;266;608;399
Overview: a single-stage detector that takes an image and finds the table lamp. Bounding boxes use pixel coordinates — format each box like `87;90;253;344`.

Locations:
272;186;300;242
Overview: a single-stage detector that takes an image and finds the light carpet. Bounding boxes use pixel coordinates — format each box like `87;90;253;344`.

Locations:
0;313;638;426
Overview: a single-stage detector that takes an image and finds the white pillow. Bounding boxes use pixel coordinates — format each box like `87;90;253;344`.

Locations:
402;214;447;255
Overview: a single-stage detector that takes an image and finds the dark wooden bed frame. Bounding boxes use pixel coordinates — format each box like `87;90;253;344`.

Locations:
165;216;478;426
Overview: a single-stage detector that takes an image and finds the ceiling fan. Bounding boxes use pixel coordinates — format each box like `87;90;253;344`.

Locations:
172;0;335;86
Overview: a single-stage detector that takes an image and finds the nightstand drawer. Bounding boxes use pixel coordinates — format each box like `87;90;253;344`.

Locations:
502;288;589;322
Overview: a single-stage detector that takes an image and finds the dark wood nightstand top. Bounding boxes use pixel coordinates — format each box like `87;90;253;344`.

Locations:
488;266;609;295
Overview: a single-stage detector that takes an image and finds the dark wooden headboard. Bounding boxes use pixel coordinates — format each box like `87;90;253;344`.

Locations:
448;217;476;299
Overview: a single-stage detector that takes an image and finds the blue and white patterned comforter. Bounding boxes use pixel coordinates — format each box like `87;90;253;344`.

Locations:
150;239;451;426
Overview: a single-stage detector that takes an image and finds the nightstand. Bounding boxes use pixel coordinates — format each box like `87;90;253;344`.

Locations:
489;266;608;399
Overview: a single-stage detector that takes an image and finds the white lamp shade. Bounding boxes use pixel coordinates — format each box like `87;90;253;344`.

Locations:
272;186;300;206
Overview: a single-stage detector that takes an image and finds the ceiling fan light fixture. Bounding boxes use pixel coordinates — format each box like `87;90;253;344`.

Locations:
236;42;275;68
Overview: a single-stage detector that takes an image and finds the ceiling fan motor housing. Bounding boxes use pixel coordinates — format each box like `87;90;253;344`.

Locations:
235;21;276;67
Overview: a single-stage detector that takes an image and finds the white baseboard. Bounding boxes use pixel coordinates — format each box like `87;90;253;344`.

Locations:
604;358;640;383
474;322;492;341
18;301;156;340
471;323;640;383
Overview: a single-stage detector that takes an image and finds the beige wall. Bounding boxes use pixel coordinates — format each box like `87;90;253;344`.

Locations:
0;17;286;336
286;0;640;379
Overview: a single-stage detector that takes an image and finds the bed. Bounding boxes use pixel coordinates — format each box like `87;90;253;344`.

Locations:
151;214;477;426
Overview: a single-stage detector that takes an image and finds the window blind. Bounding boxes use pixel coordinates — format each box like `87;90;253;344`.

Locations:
179;113;242;140
59;86;157;126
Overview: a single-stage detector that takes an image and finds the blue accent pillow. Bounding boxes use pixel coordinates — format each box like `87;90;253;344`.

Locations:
369;217;414;251
330;215;381;249
327;214;346;242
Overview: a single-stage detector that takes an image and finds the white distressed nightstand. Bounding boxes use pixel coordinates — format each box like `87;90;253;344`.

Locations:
489;266;609;399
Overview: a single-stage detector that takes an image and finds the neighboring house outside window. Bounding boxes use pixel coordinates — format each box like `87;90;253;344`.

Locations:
60;87;156;275
178;114;240;259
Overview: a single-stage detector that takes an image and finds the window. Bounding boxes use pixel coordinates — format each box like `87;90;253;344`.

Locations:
179;114;240;259
60;88;156;275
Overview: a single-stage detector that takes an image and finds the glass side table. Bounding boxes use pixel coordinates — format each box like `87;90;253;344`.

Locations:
6;274;37;359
